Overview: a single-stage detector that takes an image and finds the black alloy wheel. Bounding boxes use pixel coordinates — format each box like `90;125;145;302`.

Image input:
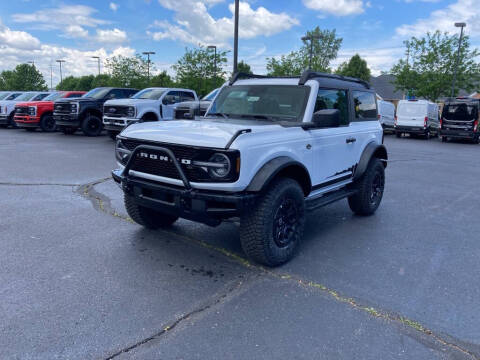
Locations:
272;197;300;248
40;114;56;132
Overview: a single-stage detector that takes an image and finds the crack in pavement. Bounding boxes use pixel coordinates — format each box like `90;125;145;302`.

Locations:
104;274;256;359
0;182;79;186
82;177;480;360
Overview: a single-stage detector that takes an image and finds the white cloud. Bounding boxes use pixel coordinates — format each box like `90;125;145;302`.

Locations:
333;47;405;76
149;0;298;47
63;25;89;39
0;22;41;50
396;0;480;38
110;2;119;11
12;5;109;37
303;0;365;16
95;28;128;44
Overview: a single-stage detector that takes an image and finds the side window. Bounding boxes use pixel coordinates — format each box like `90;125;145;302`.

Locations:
353;91;377;120
314;89;349;125
181;91;195;101
33;94;48;101
67;93;80;98
163;91;181;105
124;89;136;98
106;89;124;100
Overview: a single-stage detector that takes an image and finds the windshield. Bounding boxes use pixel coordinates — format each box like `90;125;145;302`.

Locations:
132;88;166;100
0;93;10;100
442;104;477;120
207;85;310;122
5;93;22;100
43;92;65;101
202;88;219;101
15;93;38;101
397;102;427;117
83;88;110;99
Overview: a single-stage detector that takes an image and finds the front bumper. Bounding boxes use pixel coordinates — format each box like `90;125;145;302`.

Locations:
15;115;40;127
103;116;137;131
0;114;10;125
112;144;256;226
395;125;427;134
440;129;477;139
54;113;80;127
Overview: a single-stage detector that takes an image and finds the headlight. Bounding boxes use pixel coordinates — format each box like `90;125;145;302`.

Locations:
70;103;78;113
127;106;135;118
206;153;231;179
28;106;36;116
115;139;131;164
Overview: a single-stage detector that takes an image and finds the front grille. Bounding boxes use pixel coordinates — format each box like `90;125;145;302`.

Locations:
122;139;210;182
15;106;29;115
104;105;129;117
54;103;71;113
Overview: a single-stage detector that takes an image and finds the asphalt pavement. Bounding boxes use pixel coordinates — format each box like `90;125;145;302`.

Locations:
1;129;479;359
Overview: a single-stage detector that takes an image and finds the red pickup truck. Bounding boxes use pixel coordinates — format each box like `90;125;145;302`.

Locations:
15;91;85;132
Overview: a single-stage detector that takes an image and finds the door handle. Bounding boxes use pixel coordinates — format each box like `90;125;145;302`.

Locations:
346;137;356;144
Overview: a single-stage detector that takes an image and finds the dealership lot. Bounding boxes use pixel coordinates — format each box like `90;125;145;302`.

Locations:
1;130;479;359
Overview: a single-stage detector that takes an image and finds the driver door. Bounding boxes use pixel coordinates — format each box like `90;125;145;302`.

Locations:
309;88;357;188
161;91;182;120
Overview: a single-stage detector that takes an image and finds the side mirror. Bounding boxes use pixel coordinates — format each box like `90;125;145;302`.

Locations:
312;109;341;128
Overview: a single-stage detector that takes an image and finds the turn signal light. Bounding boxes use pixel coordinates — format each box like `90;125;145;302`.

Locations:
424;117;428;128
474;120;478;132
394;116;397;126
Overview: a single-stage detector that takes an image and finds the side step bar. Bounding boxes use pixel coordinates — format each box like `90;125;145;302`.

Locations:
305;188;357;212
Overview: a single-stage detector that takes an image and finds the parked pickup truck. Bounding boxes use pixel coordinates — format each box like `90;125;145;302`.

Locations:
103;87;198;139
14;91;85;132
0;92;50;128
173;88;219;120
54;87;138;136
112;71;387;266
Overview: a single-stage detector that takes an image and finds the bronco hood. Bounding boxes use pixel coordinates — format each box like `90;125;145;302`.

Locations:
120;119;283;148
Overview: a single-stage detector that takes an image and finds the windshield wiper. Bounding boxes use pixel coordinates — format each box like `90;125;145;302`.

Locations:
208;112;230;119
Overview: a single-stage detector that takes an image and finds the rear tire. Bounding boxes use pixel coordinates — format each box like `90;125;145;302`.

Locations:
348;158;385;216
395;132;402;138
82;115;103;137
424;129;431;140
240;178;305;267
9;114;17;128
473;135;479;144
441;136;448;143
40;114;56;132
124;194;178;229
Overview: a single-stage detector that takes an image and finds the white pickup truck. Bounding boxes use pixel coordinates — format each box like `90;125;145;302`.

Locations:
103;87;198;139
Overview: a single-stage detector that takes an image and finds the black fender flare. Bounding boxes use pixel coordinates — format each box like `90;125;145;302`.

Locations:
354;142;388;181
246;156;312;195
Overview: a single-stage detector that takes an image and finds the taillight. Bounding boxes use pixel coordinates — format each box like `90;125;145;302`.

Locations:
474;120;478;132
377;114;381;120
439;118;443;128
394;116;397;127
424;116;428;128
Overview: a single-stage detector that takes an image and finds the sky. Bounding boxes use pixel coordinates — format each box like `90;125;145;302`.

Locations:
0;0;479;87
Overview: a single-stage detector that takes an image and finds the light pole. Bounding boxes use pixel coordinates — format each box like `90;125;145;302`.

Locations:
91;56;101;75
208;45;217;88
56;59;66;84
142;51;155;82
451;22;466;98
49;63;53;90
302;34;321;71
233;0;239;73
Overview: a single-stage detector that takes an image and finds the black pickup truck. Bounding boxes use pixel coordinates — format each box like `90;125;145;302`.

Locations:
53;87;138;136
173;88;219;119
440;97;479;144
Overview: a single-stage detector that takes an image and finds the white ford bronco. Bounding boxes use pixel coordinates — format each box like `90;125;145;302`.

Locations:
103;87;198;139
112;71;387;266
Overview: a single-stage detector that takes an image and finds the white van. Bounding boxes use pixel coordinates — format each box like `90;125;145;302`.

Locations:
378;100;395;131
395;99;439;139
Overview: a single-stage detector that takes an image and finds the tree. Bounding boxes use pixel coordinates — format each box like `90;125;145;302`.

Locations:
266;26;342;76
173;46;228;96
91;74;112;88
336;54;371;82
56;76;79;91
0;64;47;91
390;31;480;101
237;61;252;74
150;70;175;87
105;54;150;89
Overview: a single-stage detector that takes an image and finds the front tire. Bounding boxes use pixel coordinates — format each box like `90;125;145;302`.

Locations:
240;178;305;267
124;194;178;229
82;115;103;136
348;158;385;216
59;126;77;135
395;132;402;138
40;114;56;132
441;136;447;143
